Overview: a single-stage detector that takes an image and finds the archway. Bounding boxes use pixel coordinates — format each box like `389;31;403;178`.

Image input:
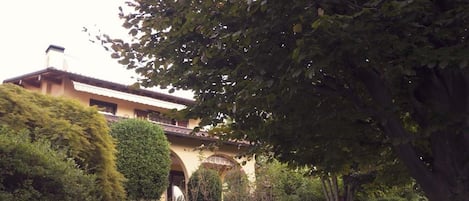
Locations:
201;154;250;201
202;154;239;174
168;150;188;201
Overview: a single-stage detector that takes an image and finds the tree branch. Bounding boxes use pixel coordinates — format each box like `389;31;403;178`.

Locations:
354;67;449;201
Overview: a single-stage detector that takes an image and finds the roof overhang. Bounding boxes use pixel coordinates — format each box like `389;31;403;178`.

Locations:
3;67;194;105
72;81;186;110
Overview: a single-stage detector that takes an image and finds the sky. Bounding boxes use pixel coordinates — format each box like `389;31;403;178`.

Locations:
0;0;193;99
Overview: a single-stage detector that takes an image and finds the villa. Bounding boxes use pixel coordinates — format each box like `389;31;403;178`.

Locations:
2;45;255;201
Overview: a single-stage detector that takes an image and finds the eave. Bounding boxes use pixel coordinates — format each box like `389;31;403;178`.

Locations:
3;67;194;106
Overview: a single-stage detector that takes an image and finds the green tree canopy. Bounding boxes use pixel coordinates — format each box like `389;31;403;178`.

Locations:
110;118;171;200
105;0;468;200
0;127;99;201
0;84;126;201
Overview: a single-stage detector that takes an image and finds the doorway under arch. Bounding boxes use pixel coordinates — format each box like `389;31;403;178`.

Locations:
168;150;188;201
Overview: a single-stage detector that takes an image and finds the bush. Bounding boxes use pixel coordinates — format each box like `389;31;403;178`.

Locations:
0;127;99;201
110;119;171;200
359;182;428;201
253;159;324;201
188;167;222;201
223;168;250;201
0;84;125;201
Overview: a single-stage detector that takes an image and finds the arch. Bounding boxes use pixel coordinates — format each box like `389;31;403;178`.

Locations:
202;154;250;201
169;149;188;180
168;149;188;201
202;154;242;175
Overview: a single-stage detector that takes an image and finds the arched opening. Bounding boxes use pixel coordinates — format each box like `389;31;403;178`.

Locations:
201;154;250;201
202;154;238;174
168;150;187;201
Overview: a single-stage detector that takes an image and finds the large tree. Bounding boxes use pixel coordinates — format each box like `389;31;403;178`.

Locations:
105;0;468;200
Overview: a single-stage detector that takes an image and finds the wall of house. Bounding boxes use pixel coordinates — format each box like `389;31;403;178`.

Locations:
21;82;42;93
61;78;200;128
19;79;64;97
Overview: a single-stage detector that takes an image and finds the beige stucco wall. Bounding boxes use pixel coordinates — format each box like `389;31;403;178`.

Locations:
61;78;200;128
22;83;42;93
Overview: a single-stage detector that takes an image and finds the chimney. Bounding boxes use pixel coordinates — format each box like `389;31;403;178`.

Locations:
45;45;68;71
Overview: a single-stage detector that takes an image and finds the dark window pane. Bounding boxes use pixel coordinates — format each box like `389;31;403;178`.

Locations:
178;120;189;127
135;109;148;119
90;99;117;115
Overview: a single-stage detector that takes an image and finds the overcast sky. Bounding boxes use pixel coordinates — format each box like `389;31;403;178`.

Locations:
0;0;194;99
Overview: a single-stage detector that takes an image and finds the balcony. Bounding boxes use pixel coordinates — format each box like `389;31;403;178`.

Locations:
103;114;247;147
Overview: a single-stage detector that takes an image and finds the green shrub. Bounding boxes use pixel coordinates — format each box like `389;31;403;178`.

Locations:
110;119;171;200
223;168;250;201
0;84;126;201
359;182;428;201
0;127;99;201
188;167;222;201
254;159;324;201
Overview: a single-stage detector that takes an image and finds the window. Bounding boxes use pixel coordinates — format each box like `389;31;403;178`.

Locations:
134;109;148;119
177;120;189;128
148;110;175;125
90;99;117;115
135;109;177;125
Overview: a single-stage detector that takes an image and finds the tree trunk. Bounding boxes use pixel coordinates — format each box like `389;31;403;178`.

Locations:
355;68;469;201
321;178;333;201
321;176;341;201
331;175;339;201
321;175;356;201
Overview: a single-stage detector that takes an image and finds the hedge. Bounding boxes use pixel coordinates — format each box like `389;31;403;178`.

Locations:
111;118;171;200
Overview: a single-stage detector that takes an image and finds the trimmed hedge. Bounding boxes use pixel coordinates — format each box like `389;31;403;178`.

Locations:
111;118;171;200
188;167;222;201
0;84;125;201
0;127;99;201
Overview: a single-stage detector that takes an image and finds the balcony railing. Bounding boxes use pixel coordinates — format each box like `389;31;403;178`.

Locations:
103;114;248;146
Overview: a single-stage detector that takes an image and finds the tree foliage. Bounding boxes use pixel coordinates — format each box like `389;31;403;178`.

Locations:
0;127;99;201
358;182;428;201
188;167;222;201
106;0;469;200
110;118;171;200
254;159;324;201
0;84;126;201
222;168;250;201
